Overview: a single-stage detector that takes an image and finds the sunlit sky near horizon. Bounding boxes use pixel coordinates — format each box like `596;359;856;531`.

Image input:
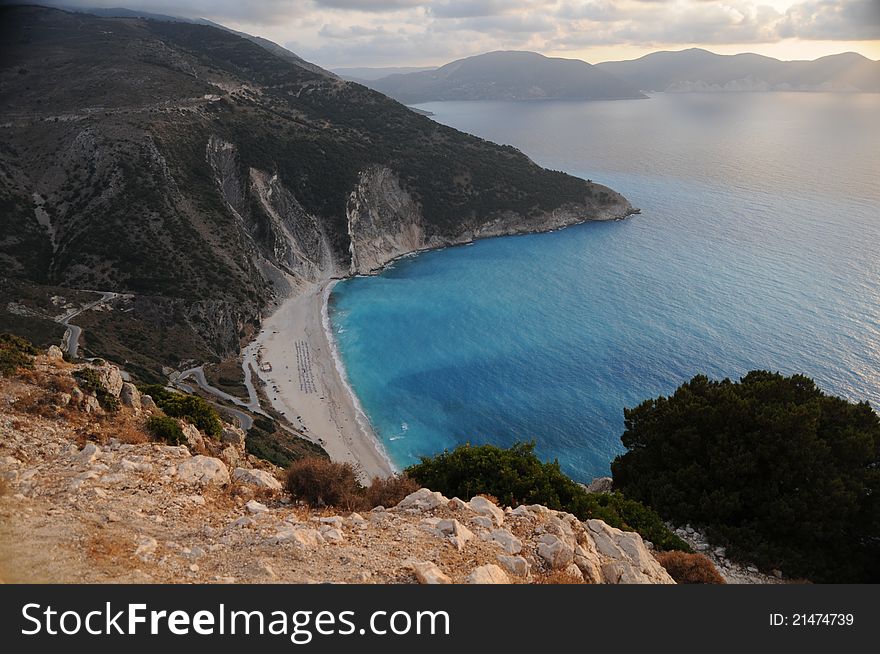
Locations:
50;1;880;67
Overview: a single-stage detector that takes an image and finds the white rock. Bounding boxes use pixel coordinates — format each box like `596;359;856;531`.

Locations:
232;467;282;490
470;515;494;530
320;527;345;543
120;382;141;412
467;496;504;526
412;561;452;585
245;499;268;514
436;518;475;551
585;476;614;493
76;442;100;464
396;488;448;511
220;425;246;447
511;505;534;518
537;534;574;569
273;527;325;547
497;555;531;577
219;446;240;469
47;345;64;360
465;564;510;584
318;516;344;528
180;422;205;451
134;536;158;558
486;528;522;554
177;456;229;486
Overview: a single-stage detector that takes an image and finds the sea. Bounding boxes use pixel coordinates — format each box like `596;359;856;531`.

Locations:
328;92;880;483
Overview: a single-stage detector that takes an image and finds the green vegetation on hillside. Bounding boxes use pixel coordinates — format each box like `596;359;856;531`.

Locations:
73;368;119;412
146;415;186;445
0;333;37;376
139;384;222;437
406;441;690;552
612;371;880;582
245;416;328;468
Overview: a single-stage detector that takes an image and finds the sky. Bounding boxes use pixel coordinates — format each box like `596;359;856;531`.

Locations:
50;1;880;67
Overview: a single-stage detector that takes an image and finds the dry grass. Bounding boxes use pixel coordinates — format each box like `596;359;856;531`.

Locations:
0;476;8;497
113;419;151;445
534;569;587;584
84;533;136;566
363;474;420;509
654;551;726;584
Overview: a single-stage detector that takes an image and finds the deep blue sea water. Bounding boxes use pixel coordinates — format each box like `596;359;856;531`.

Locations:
329;93;880;482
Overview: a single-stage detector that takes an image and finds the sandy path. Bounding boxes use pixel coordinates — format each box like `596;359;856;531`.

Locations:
253;282;395;480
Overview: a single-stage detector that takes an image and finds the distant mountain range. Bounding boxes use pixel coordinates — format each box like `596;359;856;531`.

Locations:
366;51;647;103
596;48;880;93
352;48;880;102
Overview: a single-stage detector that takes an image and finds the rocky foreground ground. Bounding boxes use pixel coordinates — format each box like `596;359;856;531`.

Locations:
0;353;677;584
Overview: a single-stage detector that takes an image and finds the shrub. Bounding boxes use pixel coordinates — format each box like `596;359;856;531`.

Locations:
286;458;363;510
0;333;37;376
146;416;185;445
363;473;420;509
406;442;689;552
612;371;880;582
655;551;726;584
138;384;222;437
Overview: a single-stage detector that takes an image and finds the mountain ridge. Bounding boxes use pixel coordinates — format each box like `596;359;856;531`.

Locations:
596;47;880;92
367;50;647;103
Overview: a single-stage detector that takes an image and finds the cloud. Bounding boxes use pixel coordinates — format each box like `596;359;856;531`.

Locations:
778;0;880;40
312;0;425;11
40;1;880;66
44;0;309;23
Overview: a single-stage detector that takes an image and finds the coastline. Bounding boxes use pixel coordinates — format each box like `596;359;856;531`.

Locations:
251;280;396;480
246;204;640;478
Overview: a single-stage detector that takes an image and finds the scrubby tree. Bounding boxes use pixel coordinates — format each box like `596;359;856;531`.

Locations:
612;371;880;582
407;441;690;551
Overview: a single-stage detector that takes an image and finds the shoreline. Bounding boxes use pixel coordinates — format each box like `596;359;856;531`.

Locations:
246;207;640;478
251;280;396;480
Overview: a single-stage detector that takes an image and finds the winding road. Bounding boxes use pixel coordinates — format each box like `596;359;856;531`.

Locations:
171;351;268;431
58;291;118;358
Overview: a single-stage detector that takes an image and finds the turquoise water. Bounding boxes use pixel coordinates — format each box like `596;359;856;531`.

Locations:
330;93;880;482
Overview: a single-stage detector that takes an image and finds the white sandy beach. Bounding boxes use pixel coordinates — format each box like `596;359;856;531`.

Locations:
250;281;395;480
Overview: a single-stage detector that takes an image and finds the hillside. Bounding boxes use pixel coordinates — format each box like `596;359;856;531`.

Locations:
0;349;674;584
0;7;634;379
596;48;880;93
367;51;646;103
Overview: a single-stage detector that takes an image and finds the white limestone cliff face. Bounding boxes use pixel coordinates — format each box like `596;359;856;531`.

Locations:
347;165;425;275
249;169;334;282
346;164;636;275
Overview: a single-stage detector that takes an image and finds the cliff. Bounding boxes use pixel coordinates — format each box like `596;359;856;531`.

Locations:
0;351;670;584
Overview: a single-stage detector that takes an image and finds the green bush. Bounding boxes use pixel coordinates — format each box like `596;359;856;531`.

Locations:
146;416;185;445
138;384;222;437
406;441;690;552
0;333;37;376
612;371;880;582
